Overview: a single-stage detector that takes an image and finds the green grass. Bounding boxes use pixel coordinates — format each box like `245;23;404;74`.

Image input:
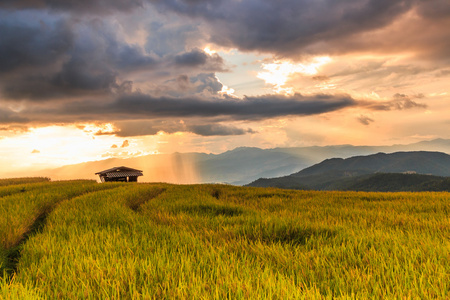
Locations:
0;178;50;187
0;181;449;299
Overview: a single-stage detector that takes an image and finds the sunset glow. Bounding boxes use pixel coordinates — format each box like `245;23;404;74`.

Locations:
257;57;332;94
0;0;449;178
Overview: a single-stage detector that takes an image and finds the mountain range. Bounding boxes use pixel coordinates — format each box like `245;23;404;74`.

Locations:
247;151;450;191
24;138;450;186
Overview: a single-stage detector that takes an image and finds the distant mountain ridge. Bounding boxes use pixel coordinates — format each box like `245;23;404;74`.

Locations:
247;151;450;191
20;138;450;185
296;151;450;177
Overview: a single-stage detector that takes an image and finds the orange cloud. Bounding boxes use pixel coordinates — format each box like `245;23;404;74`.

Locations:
121;140;129;148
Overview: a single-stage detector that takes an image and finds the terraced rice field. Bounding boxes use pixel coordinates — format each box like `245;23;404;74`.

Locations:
0;179;449;299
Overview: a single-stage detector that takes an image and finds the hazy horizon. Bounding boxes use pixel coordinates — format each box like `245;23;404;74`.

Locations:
3;138;450;185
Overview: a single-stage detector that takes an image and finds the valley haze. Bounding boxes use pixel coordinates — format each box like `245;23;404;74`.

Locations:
7;138;450;186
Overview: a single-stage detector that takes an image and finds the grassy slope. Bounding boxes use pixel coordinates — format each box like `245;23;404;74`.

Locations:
0;180;449;299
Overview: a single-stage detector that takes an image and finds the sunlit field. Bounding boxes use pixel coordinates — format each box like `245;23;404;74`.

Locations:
1;179;449;299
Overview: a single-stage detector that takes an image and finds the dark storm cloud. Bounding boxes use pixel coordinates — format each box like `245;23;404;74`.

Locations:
2;90;428;136
11;93;357;125
175;48;208;66
150;73;223;98
146;0;450;61
0;11;226;102
174;48;226;71
0;108;29;124
146;22;202;57
0;13;157;101
3;0;450;62
416;0;450;20
0;12;72;73
149;0;415;56
107;120;183;136
95;120;254;137
0;0;144;14
0;0;442;138
188;124;254;136
99;121;164;137
8;90;428;132
104;93;357;120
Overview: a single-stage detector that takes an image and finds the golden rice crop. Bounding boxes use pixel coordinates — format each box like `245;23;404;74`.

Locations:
0;181;449;299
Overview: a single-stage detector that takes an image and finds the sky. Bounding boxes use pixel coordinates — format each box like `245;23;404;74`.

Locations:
1;0;450;175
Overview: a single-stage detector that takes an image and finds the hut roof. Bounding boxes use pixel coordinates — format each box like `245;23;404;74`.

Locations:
95;166;143;178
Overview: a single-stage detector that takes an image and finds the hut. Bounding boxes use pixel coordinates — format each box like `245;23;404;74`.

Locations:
95;166;143;183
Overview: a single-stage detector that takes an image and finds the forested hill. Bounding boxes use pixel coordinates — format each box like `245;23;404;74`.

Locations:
247;151;450;191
